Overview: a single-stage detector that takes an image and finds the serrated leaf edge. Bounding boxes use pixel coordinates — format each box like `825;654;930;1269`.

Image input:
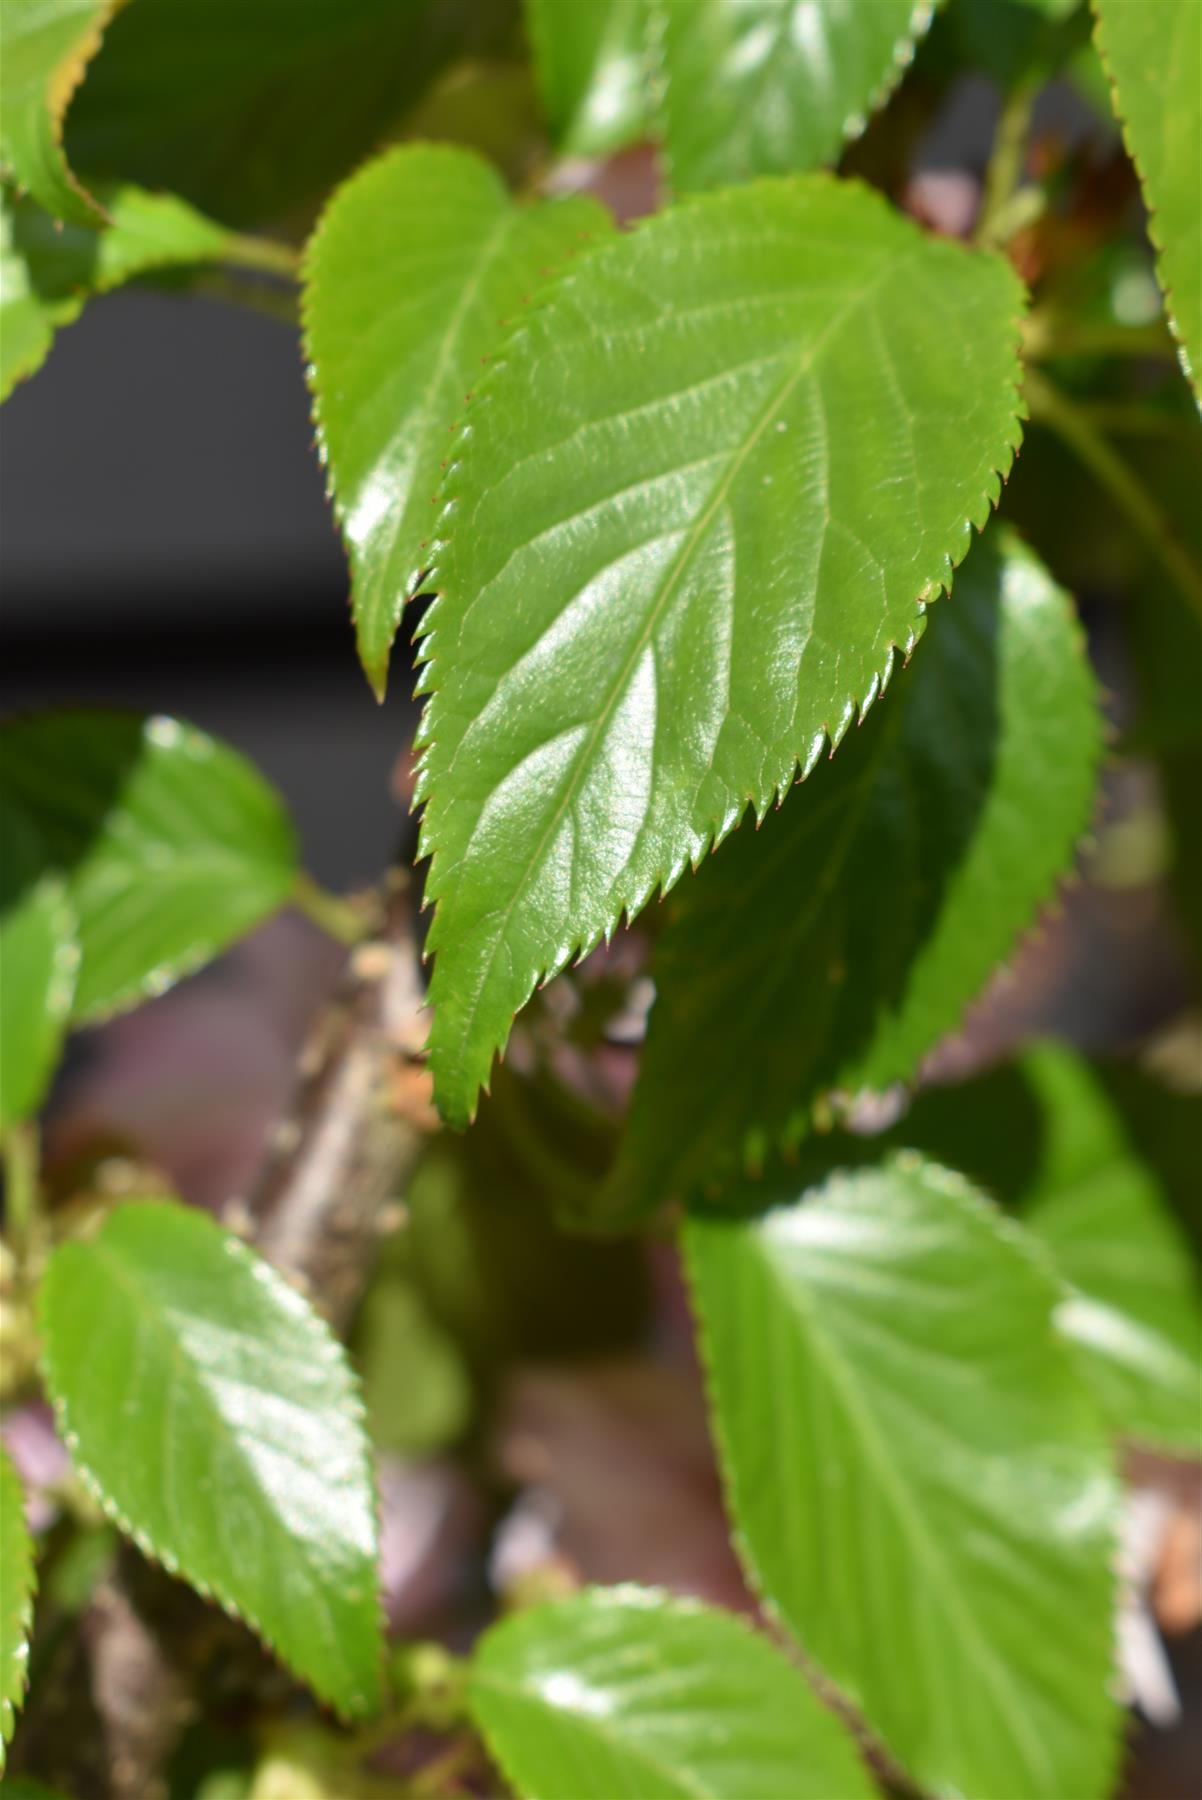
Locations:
7;0;122;226
646;0;943;196
301;141;610;701
412;173;1028;1122
0;1445;37;1770
1092;0;1201;410
682;1150;1125;1800
37;1207;386;1722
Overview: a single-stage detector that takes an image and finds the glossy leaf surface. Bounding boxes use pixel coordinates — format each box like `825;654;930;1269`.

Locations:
304;145;610;696
64;0;482;226
896;1047;1202;1454
0;0;114;223
1;182;229;401
0;802;77;1130
614;532;1100;1212
1095;0;1202;403
417;175;1025;1124
40;1200;383;1717
687;1154;1119;1800
527;0;651;156
654;0;939;191
0;711;297;1019
0;1446;35;1768
471;1586;878;1799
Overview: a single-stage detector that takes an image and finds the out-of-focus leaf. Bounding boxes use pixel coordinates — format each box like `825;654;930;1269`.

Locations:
63;0;508;227
686;1153;1120;1800
1;182;229;402
304;144;610;696
0;711;298;1020
40;1200;383;1717
526;0;651;156
415;174;1025;1125
471;1586;879;1799
355;1266;472;1457
1095;0;1202;404
0;802;77;1130
0;1444;35;1769
653;0;941;190
613;531;1100;1213
0;0;116;223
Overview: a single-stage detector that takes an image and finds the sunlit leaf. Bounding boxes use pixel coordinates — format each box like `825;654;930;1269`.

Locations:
471;1586;879;1799
526;0;651;156
0;711;298;1019
1095;0;1202;404
0;1445;35;1769
687;1153;1120;1800
416;174;1025;1124
654;0;941;190
40;1200;383;1718
304;145;610;695
0;0;115;223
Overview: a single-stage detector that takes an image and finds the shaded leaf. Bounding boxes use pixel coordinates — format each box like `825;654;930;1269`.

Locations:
686;1153;1120;1800
0;801;77;1130
1094;0;1202;404
416;174;1025;1125
0;711;298;1020
304;145;610;695
1;181;229;402
654;0;941;191
0;1445;35;1770
526;0;651;156
63;0;505;227
355;1267;473;1457
0;0;115;223
39;1200;383;1718
613;531;1101;1213
471;1586;878;1799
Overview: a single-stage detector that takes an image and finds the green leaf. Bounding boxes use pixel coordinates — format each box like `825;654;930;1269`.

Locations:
471;1586;879;1799
0;711;298;1020
526;0;651;156
0;802;77;1130
1094;0;1202;405
355;1268;473;1458
39;1200;383;1718
891;1047;1202;1455
0;1445;36;1770
1;181;230;402
0;0;115;224
304;146;611;697
653;0;941;191
63;0;494;227
687;1154;1120;1800
416;174;1026;1126
613;531;1101;1213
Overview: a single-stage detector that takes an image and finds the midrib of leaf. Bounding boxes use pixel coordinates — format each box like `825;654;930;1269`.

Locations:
472;1669;709;1800
753;1239;1054;1791
357;204;522;626
443;252;908;1047
70;1239;353;1684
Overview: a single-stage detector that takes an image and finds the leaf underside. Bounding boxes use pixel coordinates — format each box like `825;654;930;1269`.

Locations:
1094;0;1202;405
471;1586;878;1799
612;529;1101;1214
0;710;297;1019
0;1445;36;1769
686;1153;1121;1800
654;0;941;191
304;143;611;696
39;1201;383;1718
416;173;1026;1126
